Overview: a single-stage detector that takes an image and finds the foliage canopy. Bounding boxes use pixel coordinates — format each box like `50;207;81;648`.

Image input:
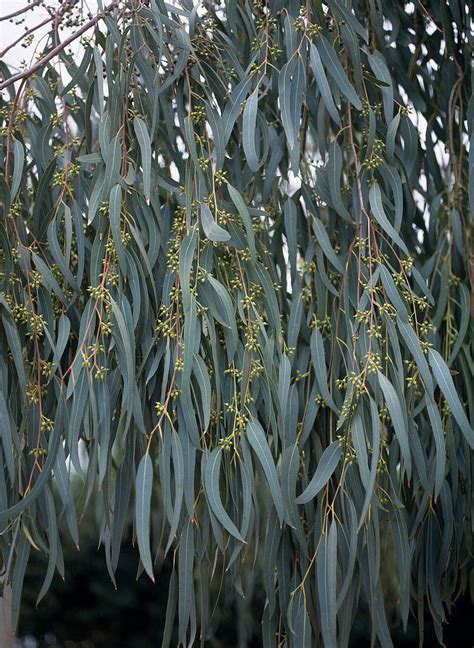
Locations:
0;0;473;645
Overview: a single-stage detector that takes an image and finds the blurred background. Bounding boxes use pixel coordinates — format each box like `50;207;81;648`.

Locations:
15;515;474;648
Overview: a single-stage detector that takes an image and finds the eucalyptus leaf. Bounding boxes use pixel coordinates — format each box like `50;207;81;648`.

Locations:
0;3;470;643
135;454;154;581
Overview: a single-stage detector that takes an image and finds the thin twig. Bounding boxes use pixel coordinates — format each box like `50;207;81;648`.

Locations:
1;0;79;59
0;0;43;22
0;1;118;92
0;15;54;59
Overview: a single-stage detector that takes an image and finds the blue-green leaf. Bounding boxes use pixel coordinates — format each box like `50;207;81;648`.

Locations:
204;448;244;541
279;56;305;150
247;419;284;524
178;519;194;644
36;485;58;604
134;116;152;203
317;519;338;648
327;0;368;43
11;531;31;629
316;35;361;109
103;132;122;195
223;76;252;144
77;152;103;164
377;372;412;477
397;316;434;395
243;85;260;172
379;265;409;322
296;442;342;504
179;227;197;313
135;453;154;580
0;392;15;482
426;396;446;499
165;430;184;554
109;184;127;272
369;183;409;256
193;354;211;431
367;52;393;124
205;102;225;170
201;203;230;242
227;183;256;263
11;139;24;199
310;327;338;413
312;216;344;274
328;141;351;222
310;44;341;127
447;284;470;366
357;399;380;530
428;349;474;448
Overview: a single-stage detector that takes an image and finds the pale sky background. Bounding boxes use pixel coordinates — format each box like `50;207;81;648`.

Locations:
1;0;99;69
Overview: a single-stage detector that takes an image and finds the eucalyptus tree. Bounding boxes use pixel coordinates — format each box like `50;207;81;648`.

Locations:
0;0;472;645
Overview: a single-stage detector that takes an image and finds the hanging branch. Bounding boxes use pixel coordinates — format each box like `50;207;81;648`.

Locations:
0;0;43;22
0;0;83;59
0;1;117;91
0;15;55;60
0;1;471;645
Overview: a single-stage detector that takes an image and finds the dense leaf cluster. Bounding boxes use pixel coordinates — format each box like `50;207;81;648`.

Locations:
0;1;472;645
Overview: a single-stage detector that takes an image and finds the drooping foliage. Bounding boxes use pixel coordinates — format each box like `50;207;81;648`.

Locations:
0;0;472;645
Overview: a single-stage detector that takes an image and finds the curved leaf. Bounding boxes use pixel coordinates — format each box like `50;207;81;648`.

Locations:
204;448;244;542
135;453;154;581
296;442;342;505
247;419;284;524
